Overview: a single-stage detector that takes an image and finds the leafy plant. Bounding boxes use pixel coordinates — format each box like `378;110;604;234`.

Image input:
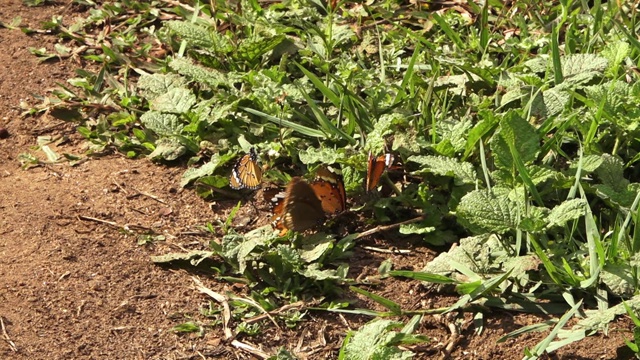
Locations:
20;0;640;357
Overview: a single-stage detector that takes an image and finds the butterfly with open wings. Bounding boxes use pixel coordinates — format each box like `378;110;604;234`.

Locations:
269;166;346;233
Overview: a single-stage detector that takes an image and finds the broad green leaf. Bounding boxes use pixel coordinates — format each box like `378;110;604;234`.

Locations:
600;264;634;297
422;234;495;275
464;110;499;159
137;73;188;101
366;115;396;154
342;319;415;360
169;57;230;88
531;87;570;118
298;263;342;281
595;154;628;191
594;183;639;209
150;87;196;114
493;111;540;169
299;147;343;165
299;233;335;263
237;35;286;64
569;155;602;173
409;155;477;185
528;165;560;185
140;111;184;136
148;137;187;161
601;41;630;74
561;54;608;85
181;153;230;187
221;226;276;274
437;117;472;153
457;189;521;234
546;199;587;228
166;21;216;49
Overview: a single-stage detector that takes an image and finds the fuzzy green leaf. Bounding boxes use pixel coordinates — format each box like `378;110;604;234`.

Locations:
531;87;570;118
150;87;196;114
169;57;230;88
595;154;628;192
148;137;187;161
422;234;494;275
181;153;229;187
140;111;184;136
602;41;630;72
562;54;608;85
342;319;415;360
528;165;560;185
298;263;342;281
151;250;214;265
237;35;286;64
438;117;472;153
493;111;540;169
409;155;477;185
299;147;342;165
299;233;335;263
166;21;216;49
137;73;188;101
570;155;603;173
457;189;521;234
547;199;587;228
221;226;276;274
600;264;635;297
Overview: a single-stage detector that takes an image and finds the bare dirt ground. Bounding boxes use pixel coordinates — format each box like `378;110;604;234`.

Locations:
0;1;635;359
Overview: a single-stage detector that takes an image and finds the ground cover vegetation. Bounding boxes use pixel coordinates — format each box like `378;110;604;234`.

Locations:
15;0;640;358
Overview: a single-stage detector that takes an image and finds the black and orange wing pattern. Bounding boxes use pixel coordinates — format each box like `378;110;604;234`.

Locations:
230;147;262;190
365;152;394;192
311;165;346;215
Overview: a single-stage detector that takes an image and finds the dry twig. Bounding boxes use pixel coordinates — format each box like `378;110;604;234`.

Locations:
0;317;17;352
355;215;425;240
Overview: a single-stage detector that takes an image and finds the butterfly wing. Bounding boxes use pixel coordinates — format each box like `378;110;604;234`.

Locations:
266;189;287;232
365;152;394;192
282;177;325;232
230;148;262;190
311;165;346;214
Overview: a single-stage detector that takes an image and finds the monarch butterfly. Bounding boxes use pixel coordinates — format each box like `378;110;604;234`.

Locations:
270;167;347;233
365;152;394;192
230;148;262;190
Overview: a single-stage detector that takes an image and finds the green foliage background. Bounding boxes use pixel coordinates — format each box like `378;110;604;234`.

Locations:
22;0;640;357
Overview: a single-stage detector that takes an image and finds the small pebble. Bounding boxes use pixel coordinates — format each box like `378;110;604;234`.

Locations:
0;128;8;139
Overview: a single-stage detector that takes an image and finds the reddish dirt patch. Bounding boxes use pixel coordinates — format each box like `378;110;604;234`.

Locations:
0;1;635;359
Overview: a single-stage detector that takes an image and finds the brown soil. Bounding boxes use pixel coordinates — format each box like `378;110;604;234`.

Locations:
0;1;635;359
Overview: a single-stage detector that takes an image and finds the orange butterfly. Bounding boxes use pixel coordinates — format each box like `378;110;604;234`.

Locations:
311;165;347;214
230;148;262;190
270;166;347;233
365;152;394;192
271;177;325;232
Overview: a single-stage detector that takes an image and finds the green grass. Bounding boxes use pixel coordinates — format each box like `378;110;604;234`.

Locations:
16;0;640;357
